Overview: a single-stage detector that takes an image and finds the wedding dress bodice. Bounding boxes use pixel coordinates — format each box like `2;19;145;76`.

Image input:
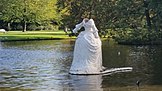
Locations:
73;19;99;38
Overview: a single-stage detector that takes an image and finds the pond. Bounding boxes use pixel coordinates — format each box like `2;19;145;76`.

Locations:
0;39;162;91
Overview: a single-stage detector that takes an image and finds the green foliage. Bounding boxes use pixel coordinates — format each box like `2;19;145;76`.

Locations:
113;0;162;45
57;0;144;30
0;0;61;31
148;0;162;31
57;0;162;45
1;0;162;44
115;29;162;45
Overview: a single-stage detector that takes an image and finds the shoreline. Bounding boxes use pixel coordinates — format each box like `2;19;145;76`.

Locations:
0;31;75;42
0;38;74;42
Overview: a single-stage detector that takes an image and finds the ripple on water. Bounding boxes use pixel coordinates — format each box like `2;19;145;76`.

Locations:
0;40;162;91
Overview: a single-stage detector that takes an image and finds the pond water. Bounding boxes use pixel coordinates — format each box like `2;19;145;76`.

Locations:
0;40;162;91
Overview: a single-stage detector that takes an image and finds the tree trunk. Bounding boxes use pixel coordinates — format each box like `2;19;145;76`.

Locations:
7;22;11;31
144;0;151;31
23;0;27;32
23;21;26;32
145;8;151;30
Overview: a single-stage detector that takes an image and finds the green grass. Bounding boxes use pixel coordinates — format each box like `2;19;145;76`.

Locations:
0;31;74;42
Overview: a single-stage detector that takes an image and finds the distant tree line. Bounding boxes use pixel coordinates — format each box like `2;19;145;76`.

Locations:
1;0;162;44
0;0;61;32
57;0;162;31
1;0;162;32
57;0;162;44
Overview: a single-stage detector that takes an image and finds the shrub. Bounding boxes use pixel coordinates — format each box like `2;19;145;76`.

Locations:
114;29;162;45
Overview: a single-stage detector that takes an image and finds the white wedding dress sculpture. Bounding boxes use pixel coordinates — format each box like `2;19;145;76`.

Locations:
69;19;103;74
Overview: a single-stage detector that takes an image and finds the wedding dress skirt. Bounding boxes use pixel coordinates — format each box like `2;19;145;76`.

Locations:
69;30;103;74
69;31;133;75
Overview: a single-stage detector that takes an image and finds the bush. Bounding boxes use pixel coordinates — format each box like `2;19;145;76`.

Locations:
114;29;162;45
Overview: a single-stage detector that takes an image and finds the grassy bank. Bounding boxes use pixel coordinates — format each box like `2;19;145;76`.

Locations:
0;31;74;42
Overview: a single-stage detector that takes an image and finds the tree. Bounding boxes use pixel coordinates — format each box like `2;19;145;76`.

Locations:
0;0;61;31
148;0;162;31
57;0;162;33
0;0;21;30
57;0;144;31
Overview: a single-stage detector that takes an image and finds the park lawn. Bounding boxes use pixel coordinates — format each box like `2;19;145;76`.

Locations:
0;31;73;42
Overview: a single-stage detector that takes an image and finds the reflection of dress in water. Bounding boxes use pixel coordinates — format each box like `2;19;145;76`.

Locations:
69;19;103;74
70;75;103;91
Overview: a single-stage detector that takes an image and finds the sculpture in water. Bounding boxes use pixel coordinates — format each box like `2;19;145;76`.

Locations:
69;18;103;74
69;18;133;75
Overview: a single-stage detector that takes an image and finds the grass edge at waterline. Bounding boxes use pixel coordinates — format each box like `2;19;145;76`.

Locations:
0;31;75;42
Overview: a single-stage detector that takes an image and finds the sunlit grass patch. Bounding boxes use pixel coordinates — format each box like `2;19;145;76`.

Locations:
0;31;74;42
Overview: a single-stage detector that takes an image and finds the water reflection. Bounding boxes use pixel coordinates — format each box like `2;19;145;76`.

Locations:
69;75;103;91
0;40;73;90
127;45;162;85
0;40;162;91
